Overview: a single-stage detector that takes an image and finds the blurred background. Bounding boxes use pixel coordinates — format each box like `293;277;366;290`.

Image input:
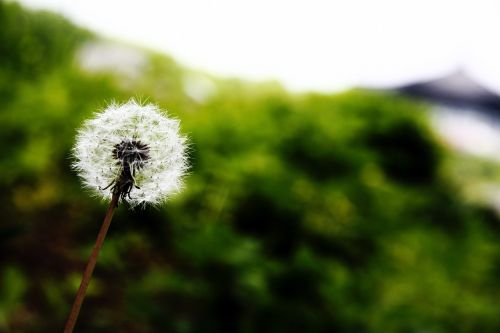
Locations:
2;0;500;332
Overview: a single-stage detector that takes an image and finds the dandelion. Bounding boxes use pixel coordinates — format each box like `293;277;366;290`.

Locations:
64;99;188;333
73;99;188;207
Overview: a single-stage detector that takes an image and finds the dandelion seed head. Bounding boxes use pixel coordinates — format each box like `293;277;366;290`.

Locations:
73;99;188;207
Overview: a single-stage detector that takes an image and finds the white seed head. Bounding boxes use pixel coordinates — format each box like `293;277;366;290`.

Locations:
73;99;189;207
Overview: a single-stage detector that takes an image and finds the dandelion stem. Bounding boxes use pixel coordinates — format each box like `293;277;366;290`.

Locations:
64;192;119;333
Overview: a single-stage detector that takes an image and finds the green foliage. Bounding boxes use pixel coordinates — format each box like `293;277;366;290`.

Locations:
1;2;500;332
0;1;90;74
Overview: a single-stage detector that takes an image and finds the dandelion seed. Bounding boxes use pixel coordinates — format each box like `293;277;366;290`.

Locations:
72;99;188;207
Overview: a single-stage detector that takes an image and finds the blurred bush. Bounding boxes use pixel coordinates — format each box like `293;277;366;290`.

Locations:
1;1;500;332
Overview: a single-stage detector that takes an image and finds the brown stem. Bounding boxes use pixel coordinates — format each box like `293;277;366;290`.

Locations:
63;193;120;333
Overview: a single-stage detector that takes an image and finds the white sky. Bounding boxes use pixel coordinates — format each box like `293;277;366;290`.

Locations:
16;0;500;93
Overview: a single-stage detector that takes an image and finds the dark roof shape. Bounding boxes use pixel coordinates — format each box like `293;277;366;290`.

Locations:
396;70;500;111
